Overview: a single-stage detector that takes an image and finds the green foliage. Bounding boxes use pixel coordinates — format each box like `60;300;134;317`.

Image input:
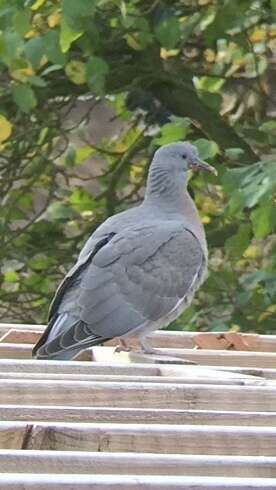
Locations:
0;0;275;332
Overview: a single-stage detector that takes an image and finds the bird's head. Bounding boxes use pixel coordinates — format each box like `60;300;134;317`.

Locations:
153;142;217;176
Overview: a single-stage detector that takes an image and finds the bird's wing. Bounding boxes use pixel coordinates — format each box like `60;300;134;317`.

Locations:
32;232;115;357
33;224;205;359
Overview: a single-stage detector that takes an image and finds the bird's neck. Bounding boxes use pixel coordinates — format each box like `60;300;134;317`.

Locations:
144;164;186;211
144;164;207;252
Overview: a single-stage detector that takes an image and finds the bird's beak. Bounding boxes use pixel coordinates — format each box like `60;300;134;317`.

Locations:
188;157;218;176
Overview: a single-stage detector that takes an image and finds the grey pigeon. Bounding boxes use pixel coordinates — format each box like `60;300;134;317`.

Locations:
33;142;216;360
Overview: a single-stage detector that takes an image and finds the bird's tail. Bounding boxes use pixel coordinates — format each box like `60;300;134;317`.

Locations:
32;314;109;361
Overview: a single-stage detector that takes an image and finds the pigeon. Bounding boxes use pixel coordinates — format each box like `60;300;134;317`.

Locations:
33;142;217;360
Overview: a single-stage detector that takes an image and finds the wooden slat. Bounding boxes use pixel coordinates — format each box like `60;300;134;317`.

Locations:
2;405;276;426
1;450;276;477
0;474;275;489
1;379;276;411
0;359;161;376
1;421;276;455
1;405;276;426
93;346;276;369
1;358;276;381
3;342;276;368
0;372;269;386
1;323;276;352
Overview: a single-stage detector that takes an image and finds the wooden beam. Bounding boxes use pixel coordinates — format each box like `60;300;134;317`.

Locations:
1;405;276;426
0;474;275;489
1;358;276;380
0;450;276;477
0;372;267;386
1;421;276;455
1;379;276;411
1;324;276;352
3;343;276;368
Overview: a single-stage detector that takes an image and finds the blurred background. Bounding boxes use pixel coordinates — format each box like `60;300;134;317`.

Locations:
0;0;275;333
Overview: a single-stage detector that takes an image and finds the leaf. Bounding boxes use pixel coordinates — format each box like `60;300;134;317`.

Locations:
31;0;46;10
86;56;109;95
4;270;18;282
0;115;12;143
65;60;86;85
29;254;55;271
155;17;181;49
194;139;219;160
45;202;75;221
60;18;83;53
75;145;95;164
25;36;45;68
194;76;224;93
225;223;252;259
13;9;31;37
10;60;34;82
225;148;245;161
44;31;67;66
155;119;191;145
28;75;47;87
12;84;37;113
251;200;275;239
48;10;62;28
63;0;96;25
68;189;94;212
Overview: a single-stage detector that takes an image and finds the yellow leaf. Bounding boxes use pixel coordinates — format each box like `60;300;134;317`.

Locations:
201;215;211;224
258;305;276;322
10;65;34;82
204;49;216;62
0;115;12;143
249;29;267;43
48;11;62;28
24;29;37;39
31;0;46;10
269;26;276;38
125;34;142;51
243;244;262;259
201;196;220;215
65;61;86;85
160;47;179;59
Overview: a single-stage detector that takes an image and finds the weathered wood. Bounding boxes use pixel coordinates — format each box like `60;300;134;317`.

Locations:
0;330;41;345
1;358;276;381
1;324;276;352
1;379;276;411
1;421;276;455
0;372;268;386
2;405;276;426
0;474;275;489
0;359;161;376
1;450;276;477
93;346;276;368
2;342;267;368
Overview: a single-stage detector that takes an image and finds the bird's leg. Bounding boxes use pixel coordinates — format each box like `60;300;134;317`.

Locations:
114;338;132;353
138;335;197;364
138;337;164;355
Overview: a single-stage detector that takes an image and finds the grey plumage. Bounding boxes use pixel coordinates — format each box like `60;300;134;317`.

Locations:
33;142;216;360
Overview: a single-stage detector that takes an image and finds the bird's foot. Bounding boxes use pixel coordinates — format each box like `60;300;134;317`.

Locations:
138;337;197;364
115;338;132;353
138;338;164;355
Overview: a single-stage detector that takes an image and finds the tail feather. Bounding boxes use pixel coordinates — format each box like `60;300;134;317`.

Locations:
32;313;109;361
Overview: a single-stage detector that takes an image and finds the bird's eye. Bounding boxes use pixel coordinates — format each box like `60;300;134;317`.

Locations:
182;154;187;159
